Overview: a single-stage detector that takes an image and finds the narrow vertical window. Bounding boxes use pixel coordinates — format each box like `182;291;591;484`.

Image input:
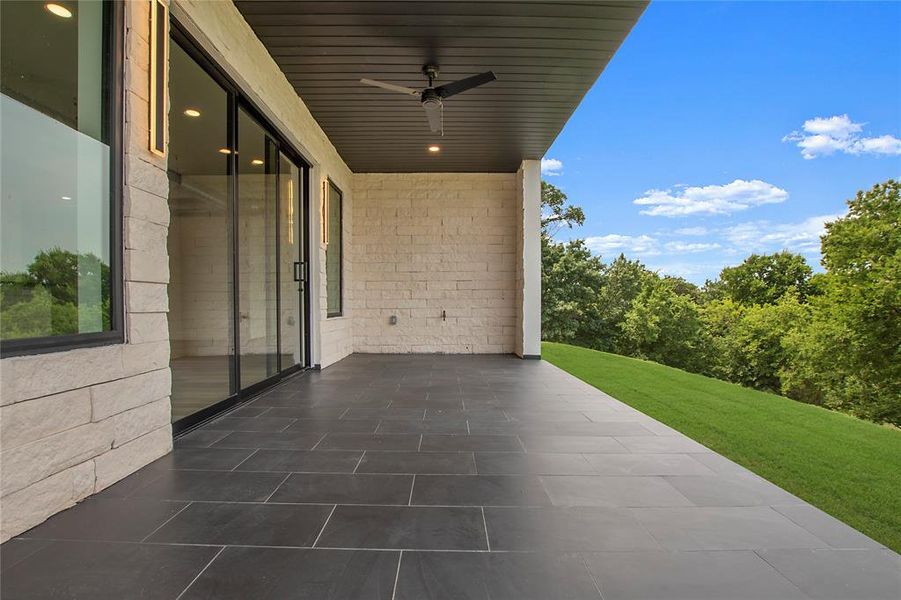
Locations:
325;181;343;317
0;0;122;353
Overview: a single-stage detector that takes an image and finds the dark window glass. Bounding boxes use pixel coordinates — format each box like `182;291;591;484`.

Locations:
1;1;115;343
326;182;343;317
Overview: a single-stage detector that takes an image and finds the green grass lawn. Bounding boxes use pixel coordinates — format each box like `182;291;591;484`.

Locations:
542;341;901;553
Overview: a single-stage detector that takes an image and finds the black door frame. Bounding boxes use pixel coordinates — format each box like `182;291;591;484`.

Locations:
170;21;312;436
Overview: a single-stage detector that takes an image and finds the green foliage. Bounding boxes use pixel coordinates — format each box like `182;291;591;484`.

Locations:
541;236;605;346
619;278;707;372
541;181;585;235
1;248;111;339
711;294;811;393
718;251;816;305
540;178;900;425
543;341;901;554
782;180;900;424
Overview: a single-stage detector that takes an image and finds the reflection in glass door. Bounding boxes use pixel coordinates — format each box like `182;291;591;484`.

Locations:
237;107;279;389
168;26;310;431
167;41;234;422
279;153;305;369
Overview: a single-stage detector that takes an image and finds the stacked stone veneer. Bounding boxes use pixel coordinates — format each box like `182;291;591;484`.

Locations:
0;1;172;542
351;173;519;353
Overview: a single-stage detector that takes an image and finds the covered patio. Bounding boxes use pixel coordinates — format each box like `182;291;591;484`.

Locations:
2;355;896;599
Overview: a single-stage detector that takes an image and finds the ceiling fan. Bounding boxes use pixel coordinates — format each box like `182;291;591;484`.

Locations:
360;64;496;135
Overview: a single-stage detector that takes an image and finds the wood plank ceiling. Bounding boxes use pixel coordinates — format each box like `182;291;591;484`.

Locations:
234;1;648;172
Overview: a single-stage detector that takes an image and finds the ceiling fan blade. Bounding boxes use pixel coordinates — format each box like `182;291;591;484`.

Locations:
423;101;443;134
434;71;497;98
359;78;420;96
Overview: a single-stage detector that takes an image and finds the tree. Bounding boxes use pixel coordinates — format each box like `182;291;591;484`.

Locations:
717;251;816;306
619;278;707;372
596;254;656;352
782;180;900;424
541;181;584;235
541;237;605;345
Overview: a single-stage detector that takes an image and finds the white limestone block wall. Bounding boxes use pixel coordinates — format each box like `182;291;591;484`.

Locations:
351;173;518;354
0;1;172;542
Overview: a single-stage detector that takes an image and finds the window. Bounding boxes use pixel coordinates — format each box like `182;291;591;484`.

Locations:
0;0;122;354
325;181;343;317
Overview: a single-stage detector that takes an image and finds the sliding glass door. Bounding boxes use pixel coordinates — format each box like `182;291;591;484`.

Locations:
168;29;309;430
237;108;279;388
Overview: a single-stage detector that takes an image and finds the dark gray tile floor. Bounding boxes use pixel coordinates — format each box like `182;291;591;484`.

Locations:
2;354;898;599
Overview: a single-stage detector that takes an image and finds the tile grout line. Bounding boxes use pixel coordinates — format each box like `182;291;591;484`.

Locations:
407;475;416;505
352;451;367;474
309;433;328;450
390;550;404;600
263;473;293;503
230;448;260;472
139;502;193;543
578;552;608;600
480;506;491;552
339;407;351;419
417;434;423;452
279;418;299;432
311;505;338;548
174;545;226;600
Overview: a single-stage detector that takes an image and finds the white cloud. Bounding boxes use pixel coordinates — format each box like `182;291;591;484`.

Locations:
723;214;843;255
783;114;901;159
584;234;659;256
633;179;789;217
673;226;709;236
664;241;720;253
541;158;563;176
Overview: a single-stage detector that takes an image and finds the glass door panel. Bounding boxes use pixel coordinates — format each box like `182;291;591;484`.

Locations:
237;107;278;388
279;153;304;369
167;42;235;421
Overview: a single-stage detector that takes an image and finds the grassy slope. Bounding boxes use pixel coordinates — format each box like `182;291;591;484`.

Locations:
542;341;901;553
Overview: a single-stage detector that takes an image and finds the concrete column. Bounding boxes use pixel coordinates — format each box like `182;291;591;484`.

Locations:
517;159;542;358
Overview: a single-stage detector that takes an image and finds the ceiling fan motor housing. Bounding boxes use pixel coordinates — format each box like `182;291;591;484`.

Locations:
421;88;442;109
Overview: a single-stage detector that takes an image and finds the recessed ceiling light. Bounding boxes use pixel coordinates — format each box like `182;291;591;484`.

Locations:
61;196;72;200
218;148;232;154
45;3;72;18
251;159;264;166
183;108;201;117
428;145;441;153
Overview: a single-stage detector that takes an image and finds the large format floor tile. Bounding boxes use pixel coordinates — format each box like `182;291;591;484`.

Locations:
235;449;363;473
484;507;660;551
146;502;333;547
128;470;287;502
756;548;901;600
0;540;220;599
540;475;693;507
357;451;477;474
633;506;829;550
583;550;809;600
269;473;414;505
180;547;399;600
396;551;602;600
411;475;553;506
18;498;187;542
475;452;596;475
316;505;488;550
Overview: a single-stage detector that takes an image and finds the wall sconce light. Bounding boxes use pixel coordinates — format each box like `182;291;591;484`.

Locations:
149;0;169;157
321;180;330;246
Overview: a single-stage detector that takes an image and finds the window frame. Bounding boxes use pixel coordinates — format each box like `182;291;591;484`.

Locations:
325;179;344;318
0;0;125;357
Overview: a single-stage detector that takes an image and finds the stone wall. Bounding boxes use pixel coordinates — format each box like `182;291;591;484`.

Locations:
351;173;518;353
0;1;172;542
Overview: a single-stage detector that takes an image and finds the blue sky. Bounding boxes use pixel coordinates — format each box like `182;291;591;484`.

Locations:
543;1;901;283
